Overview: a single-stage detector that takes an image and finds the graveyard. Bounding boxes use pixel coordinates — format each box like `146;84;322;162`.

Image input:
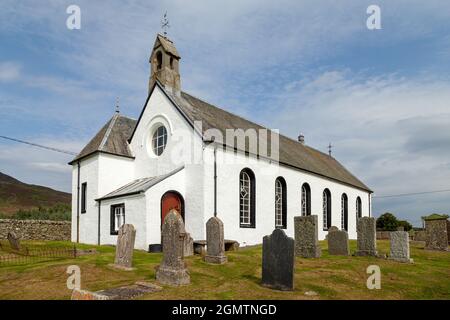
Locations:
0;238;449;300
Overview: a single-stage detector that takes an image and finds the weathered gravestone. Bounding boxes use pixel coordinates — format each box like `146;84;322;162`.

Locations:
354;217;378;256
183;233;194;257
389;231;413;263
156;210;190;286
7;231;20;251
204;217;227;264
261;228;295;291
327;227;350;256
294;215;321;258
112;224;136;270
424;218;449;251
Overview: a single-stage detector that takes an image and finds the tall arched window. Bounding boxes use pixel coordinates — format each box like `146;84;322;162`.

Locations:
301;183;311;216
341;194;348;231
240;168;255;228
356;196;362;219
323;189;332;230
275;177;287;229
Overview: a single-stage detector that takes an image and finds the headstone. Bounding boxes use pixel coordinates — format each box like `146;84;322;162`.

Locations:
327;228;350;256
424;218;449;251
113;224;136;270
204;217;227;264
354;217;378;256
156;210;190;286
262;228;295;291
7;231;20;251
184;233;194;257
294;215;321;258
389;231;413;263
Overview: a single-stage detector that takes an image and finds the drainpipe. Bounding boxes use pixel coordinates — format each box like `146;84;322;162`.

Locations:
76;161;80;243
214;144;217;217
98;200;101;245
368;193;372;217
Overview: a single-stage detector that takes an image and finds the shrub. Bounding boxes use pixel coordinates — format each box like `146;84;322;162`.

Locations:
376;212;399;231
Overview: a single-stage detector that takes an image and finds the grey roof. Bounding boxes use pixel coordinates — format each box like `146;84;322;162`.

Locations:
155;34;180;58
69;113;136;164
164;88;372;192
97;166;184;201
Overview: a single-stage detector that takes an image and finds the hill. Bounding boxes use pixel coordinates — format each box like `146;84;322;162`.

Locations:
0;172;71;216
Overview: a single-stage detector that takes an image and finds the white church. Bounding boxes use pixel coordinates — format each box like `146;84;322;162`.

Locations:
70;34;372;250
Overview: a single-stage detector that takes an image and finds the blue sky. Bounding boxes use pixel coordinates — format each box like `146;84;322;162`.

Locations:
1;0;450;226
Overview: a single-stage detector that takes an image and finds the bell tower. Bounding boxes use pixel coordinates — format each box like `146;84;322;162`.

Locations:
149;34;181;95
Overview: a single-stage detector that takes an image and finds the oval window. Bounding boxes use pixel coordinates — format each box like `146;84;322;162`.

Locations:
152;125;168;156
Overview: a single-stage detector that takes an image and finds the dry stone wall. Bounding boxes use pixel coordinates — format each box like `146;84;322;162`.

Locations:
0;219;71;241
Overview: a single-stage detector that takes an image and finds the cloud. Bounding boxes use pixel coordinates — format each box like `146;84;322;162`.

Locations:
0;62;21;82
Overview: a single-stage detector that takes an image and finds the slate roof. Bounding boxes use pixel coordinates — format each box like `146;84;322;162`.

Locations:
97;166;184;201
71;82;371;192
69;113;136;164
155;34;180;58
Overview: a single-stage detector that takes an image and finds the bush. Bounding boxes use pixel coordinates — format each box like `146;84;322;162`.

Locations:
376;212;399;231
0;204;71;221
398;220;413;231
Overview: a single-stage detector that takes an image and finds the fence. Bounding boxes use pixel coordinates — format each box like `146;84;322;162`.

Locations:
0;241;77;266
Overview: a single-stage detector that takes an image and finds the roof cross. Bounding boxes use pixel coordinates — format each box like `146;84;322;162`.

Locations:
161;12;170;36
328;143;333;156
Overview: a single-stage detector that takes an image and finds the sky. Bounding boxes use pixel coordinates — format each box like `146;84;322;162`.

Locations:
1;0;450;226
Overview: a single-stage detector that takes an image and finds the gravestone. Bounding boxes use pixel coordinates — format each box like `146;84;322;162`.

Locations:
184;233;194;257
113;224;136;270
327;228;350;256
204;217;227;264
294;215;321;258
389;231;413;263
354;217;378;256
156;210;190;286
7;231;20;251
262;228;295;291
424;218;449;251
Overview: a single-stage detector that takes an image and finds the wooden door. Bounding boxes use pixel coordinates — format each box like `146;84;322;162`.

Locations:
161;192;184;227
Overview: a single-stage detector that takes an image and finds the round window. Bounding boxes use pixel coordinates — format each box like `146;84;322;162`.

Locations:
152;125;168;156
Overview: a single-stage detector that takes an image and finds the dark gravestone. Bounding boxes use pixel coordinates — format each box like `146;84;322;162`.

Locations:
262;229;295;291
113;224;136;270
156;210;190;286
294;215;321;258
204;217;227;264
354;217;378;256
424;218;449;251
7;231;20;251
327;228;350;256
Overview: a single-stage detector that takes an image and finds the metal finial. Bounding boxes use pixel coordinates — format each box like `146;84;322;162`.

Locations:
161;12;170;36
115;97;120;113
328;143;333;156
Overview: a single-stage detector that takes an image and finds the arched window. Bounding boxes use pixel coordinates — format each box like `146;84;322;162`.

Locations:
275;177;287;229
301;183;311;216
240;168;255;228
356;196;362;219
323;189;332;230
156;51;162;70
341;194;348;231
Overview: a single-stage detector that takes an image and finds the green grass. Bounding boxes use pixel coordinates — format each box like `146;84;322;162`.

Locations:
0;240;448;300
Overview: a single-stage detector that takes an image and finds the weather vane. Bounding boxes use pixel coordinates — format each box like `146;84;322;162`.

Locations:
328;142;333;156
115;97;120;113
161;12;170;36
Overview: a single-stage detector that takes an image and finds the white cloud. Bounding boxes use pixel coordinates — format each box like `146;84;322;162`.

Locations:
0;62;21;82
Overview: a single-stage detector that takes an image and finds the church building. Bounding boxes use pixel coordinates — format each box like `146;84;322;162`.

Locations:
69;34;372;250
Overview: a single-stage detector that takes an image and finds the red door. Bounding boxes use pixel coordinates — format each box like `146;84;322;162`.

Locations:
161;192;184;227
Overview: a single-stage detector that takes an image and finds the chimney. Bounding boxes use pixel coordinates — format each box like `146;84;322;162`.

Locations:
298;133;305;144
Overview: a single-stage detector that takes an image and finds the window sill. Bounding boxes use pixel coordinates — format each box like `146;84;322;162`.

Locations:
240;224;255;229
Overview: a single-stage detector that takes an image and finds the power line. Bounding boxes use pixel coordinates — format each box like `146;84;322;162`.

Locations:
373;189;450;199
0;135;77;156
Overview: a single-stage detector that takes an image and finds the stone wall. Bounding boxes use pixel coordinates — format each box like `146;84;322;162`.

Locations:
376;231;391;240
0;219;71;241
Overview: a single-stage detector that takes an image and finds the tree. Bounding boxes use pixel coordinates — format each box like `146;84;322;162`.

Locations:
398;220;413;231
376;212;399;231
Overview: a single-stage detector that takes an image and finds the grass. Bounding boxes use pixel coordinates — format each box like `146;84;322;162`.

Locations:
0;240;449;300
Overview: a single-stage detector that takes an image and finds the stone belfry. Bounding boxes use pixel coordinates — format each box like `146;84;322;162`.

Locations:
149;34;181;95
